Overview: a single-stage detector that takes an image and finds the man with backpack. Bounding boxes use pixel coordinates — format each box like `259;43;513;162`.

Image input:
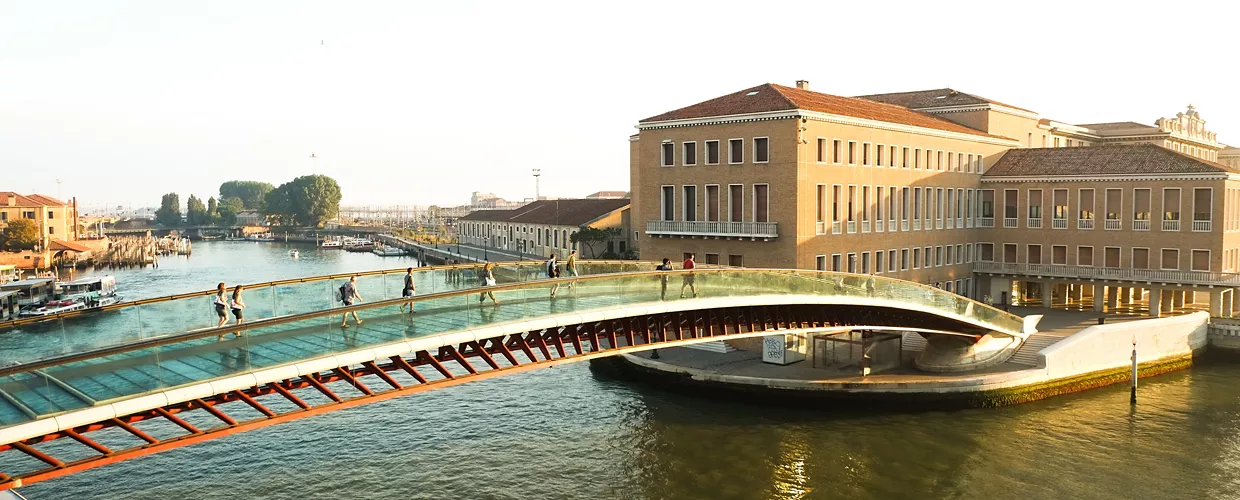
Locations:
399;267;416;314
547;253;561;297
655;257;673;300
340;276;363;328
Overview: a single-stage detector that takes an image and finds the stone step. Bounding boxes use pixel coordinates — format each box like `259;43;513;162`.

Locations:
1008;333;1063;366
682;341;737;354
901;333;928;352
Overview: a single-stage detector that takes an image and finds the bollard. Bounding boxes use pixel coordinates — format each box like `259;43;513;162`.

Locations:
1130;338;1138;404
1098;316;1106;325
650;348;660;360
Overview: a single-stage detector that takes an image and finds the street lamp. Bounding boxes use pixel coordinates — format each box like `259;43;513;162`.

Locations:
532;169;541;200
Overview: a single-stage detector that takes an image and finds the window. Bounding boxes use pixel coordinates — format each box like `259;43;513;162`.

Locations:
1003;243;1017;263
728;139;743;164
848;252;858;273
832;139;843;164
901;187;910;224
888;249;897;272
706;185;720;222
935;246;944;266
1194;188;1212;228
848;141;857;165
862;186;871;224
22;211;33;219
936;151;944;170
901;249;910;270
914;149;921;169
966;243;973;262
966;154;974;173
1027;244;1042;264
683;142;697;166
661;142;674;166
889;145;897;167
1052;245;1067;265
1164;188;1181;223
0;213;5;221
979;243;994;262
1161;248;1179;270
889;187;897;224
47;211;54;220
817;139;827;162
815;185;827;232
705;253;719;265
1004;189;1018;220
914;187;922;221
1028;189;1043;219
816;255;826;271
705;140;720;164
861;252;871;274
753;137;769;163
1053;189;1069;224
754;184;769;222
728;255;744;267
862;143;871;166
924;247;933;268
902;147;910;168
832;254;842;272
945;245;953;265
956;244;964;264
912;248;921;269
48;227;54;235
876;145;885;166
980;190;995;218
1192;250;1210;271
729;185;743;222
1101;247;1119;268
682;185;697;221
661;186;675;221
1078;246;1094;266
847;185;856;228
832;185;842;225
876;250;885;273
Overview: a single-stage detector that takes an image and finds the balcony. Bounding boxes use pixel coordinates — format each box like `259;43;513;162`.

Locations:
976;217;994;228
1003;217;1017;228
913;220;922;230
876;220;885;232
832;221;842;234
936;220;944;230
646;220;778;239
1163;219;1180;231
957;217;964;228
1027;218;1042;229
1105;219;1121;230
901;220;909;231
1133;219;1150;231
847;221;857;234
973;261;1240;287
815;221;825;235
1078;219;1094;230
1052;218;1067;229
966;218;973;228
946;219;954;230
1193;220;1212;232
862;220;871;233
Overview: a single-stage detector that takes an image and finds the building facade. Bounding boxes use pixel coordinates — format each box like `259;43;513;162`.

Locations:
459;198;631;259
0;193;78;247
632;82;1240;316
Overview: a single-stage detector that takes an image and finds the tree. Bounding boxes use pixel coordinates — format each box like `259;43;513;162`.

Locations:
218;196;245;225
570;226;621;259
219;181;274;210
186;195;207;225
155;193;181;226
0;219;40;251
263;175;342;227
206;197;221;225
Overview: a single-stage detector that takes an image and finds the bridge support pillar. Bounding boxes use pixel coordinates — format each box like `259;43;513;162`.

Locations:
1041;281;1054;309
1093;285;1105;312
1173;290;1186;309
1210;289;1223;317
1123;287;1134;306
1149;287;1162;317
1106;286;1118;311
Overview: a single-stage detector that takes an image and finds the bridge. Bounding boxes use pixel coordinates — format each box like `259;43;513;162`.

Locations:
0;261;1028;490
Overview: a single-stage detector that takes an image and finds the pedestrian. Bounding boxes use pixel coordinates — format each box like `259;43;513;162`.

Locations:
547;253;560;297
680;253;698;298
655;258;673;300
451;259;460;286
229;285;246;337
339;276;364;328
565;250;579;289
479;262;499;304
400;267;417;313
213;282;229;339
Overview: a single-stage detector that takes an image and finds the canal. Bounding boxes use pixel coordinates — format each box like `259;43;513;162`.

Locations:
11;241;1240;499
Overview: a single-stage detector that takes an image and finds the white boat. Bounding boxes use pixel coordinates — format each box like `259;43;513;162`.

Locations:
343;237;375;252
289;249;300;258
247;233;277;242
19;300;88;318
371;246;406;257
57;276;122;308
320;238;343;248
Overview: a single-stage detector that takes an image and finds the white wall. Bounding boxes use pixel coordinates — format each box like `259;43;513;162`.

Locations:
1038;312;1208;379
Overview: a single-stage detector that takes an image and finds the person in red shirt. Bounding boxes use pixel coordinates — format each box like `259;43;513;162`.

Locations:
680;253;698;298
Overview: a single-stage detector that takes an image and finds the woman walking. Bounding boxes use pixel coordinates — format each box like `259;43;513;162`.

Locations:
399;267;417;313
547;253;560;297
213;282;229;337
229;285;246;338
478;262;500;305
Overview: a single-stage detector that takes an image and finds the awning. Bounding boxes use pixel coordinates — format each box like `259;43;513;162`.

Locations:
49;240;91;253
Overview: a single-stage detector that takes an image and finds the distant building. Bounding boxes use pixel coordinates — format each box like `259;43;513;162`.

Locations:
1221;146;1240;170
459;199;631;258
0;192;78;247
470;191;528;210
235;210;265;226
585;191;629;199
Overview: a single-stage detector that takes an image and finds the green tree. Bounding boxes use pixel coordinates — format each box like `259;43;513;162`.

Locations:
219;181;275;210
570;226;621;259
263;175;342;227
206;197;221;225
218;196;244;225
186;195;207;225
155;193;181;226
0;219;40;251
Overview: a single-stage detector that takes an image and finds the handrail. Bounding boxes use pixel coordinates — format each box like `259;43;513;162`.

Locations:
0;259;656;329
0;267;1023;378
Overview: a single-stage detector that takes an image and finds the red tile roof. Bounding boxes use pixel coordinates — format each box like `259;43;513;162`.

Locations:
855;88;1037;114
640;84;1014;141
0;193;67;207
460;199;630;226
49;240;90;253
983;144;1239;177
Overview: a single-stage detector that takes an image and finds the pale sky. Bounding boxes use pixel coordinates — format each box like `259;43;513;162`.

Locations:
3;1;1238;210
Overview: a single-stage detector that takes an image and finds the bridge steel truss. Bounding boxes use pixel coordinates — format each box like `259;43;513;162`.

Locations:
0;302;961;490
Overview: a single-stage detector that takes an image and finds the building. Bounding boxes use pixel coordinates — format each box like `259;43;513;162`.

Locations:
1220;146;1240;170
585;191;629;199
235;210;264;226
632;81;1240;316
470;192;529;211
459;199;631;258
0;193;78;246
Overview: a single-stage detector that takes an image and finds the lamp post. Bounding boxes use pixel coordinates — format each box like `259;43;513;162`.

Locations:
532;169;541;200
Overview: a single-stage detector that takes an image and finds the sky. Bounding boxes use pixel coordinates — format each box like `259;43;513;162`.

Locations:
3;1;1239;211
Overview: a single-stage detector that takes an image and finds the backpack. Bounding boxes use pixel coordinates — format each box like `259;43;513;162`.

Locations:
338;283;348;302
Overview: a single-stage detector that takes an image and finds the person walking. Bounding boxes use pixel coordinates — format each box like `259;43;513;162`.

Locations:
680;253;698;299
655;258;673;300
547;253;560;297
399;267;417;313
478;262;500;304
340;276;364;328
229;285;246;337
213;282;229;340
565;250;579;290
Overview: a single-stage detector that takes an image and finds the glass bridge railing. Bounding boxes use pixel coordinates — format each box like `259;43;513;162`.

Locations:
0;268;1022;429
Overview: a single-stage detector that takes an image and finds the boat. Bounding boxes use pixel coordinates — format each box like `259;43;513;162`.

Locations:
343;237;374;252
0;265;18;285
19;299;87;318
247;233;277;242
289;249;300;259
320;238;343;248
56;276;122;308
0;278;56;307
371;246;406;257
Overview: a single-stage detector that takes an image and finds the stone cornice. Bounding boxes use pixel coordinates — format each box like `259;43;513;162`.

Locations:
981;173;1229;183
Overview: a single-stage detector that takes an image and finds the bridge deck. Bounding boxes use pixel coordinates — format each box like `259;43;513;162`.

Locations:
0;266;1023;431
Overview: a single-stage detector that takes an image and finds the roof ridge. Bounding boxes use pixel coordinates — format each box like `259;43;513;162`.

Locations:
765;83;801;109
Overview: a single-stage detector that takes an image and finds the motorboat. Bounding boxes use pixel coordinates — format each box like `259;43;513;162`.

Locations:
343;237;374;252
289;249;300;259
56;276;122;308
320;238;343;248
247;233;277;242
19;300;88;318
371;245;406;257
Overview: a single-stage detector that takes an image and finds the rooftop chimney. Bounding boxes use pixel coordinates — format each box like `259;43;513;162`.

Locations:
6;195;14;207
795;80;809;90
